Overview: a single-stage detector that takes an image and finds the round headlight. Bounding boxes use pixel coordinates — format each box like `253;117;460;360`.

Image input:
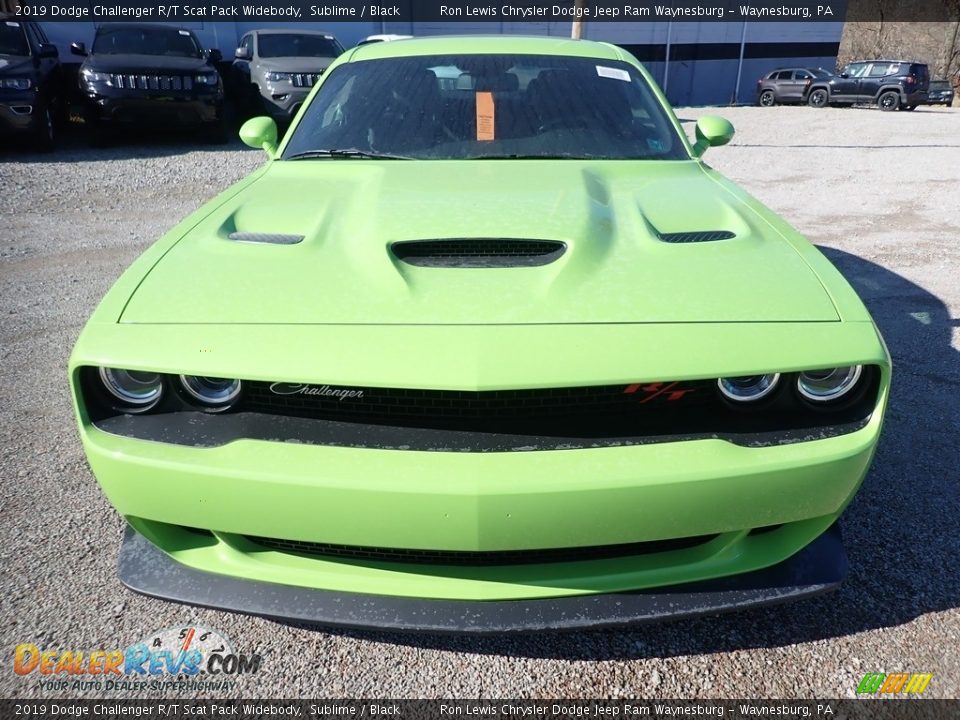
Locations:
717;373;780;403
797;366;863;402
179;376;241;409
99;367;163;409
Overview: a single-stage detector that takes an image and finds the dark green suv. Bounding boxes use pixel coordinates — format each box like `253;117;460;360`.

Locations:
807;59;929;111
0;16;61;150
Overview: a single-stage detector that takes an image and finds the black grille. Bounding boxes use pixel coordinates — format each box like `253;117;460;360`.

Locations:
242;380;713;430
658;231;736;243
110;74;194;91
291;73;321;88
247;534;718;566
392;239;566;267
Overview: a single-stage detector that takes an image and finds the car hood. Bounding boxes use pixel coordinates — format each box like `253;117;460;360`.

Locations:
120;161;840;325
256;57;334;73
84;54;212;74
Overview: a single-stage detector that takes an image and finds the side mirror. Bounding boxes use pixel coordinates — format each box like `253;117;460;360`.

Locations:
240;116;278;157
691;116;734;158
235;46;251;60
840;72;849;79
70;42;87;57
207;48;223;64
37;43;59;59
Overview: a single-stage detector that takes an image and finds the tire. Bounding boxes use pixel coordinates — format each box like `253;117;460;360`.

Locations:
878;91;900;111
31;102;55;152
807;88;828;108
759;90;775;107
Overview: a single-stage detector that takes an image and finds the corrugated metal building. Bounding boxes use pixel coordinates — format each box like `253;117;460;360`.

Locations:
37;18;842;106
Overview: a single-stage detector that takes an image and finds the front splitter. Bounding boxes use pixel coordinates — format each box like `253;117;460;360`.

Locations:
118;524;846;634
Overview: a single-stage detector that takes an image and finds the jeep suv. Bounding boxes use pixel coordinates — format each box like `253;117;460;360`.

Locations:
807;60;929;111
0;15;61;151
756;67;833;106
232;29;344;124
72;23;226;144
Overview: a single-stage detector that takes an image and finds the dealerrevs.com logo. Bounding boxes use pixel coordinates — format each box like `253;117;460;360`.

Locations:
13;625;262;693
856;672;933;695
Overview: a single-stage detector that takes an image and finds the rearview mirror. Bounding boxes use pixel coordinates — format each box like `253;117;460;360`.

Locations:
207;48;222;64
840;72;849;79
240;116;278;157
37;43;59;59
691;116;734;158
70;42;87;57
235;46;251;60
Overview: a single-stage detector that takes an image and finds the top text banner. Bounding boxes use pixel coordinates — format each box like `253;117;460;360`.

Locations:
8;1;960;23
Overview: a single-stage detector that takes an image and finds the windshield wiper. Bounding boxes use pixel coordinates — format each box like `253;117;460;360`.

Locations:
285;149;414;161
473;154;597;160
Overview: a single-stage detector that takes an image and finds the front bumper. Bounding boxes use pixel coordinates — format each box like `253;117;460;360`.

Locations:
119;522;847;633
83;91;222;126
258;85;310;121
0;97;39;134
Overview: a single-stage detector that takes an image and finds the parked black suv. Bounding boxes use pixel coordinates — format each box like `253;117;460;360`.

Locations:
925;80;954;107
756;68;833;106
807;60;929;111
0;15;61;151
72;23;226;144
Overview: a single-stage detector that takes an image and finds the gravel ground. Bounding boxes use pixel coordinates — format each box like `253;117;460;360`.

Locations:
1;105;958;700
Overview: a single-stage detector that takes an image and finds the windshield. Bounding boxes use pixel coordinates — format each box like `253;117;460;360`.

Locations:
258;34;343;59
93;27;202;58
0;21;28;56
283;54;687;161
929;80;950;90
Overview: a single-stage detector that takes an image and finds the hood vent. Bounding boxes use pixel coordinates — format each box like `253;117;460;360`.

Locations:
227;232;304;245
392;239;566;268
658;230;736;244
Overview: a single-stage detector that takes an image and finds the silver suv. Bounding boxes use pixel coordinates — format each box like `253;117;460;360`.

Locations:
233;30;344;123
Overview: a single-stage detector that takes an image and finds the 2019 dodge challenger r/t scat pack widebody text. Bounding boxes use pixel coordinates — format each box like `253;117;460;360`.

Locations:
70;37;890;633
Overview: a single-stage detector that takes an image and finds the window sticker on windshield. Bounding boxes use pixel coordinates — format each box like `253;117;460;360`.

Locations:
476;91;495;142
596;66;630;82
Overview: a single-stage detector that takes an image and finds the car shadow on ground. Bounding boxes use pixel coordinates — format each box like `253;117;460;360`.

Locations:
281;247;959;660
0;111;259;164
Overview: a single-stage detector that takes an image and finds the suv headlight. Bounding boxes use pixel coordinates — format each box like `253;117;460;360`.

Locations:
81;69;111;85
194;73;219;86
265;71;292;83
1;77;33;90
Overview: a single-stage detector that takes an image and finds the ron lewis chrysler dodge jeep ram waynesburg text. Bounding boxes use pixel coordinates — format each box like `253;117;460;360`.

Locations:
70;37;890;633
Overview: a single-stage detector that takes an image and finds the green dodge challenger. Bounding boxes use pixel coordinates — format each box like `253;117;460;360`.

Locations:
69;36;890;632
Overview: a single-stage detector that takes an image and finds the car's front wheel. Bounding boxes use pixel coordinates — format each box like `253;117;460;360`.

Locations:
807;88;828;108
759;90;775;107
878;91;900;111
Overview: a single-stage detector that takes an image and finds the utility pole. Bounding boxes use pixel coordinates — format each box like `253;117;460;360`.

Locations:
571;0;587;39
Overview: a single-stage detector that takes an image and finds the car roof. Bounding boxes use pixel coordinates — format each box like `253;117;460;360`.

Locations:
347;35;622;62
253;29;337;38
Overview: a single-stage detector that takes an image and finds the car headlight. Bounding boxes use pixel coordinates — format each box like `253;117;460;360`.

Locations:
98;368;163;410
1;77;33;90
194;73;219;86
717;373;780;403
264;71;292;83
179;376;242;411
797;366;863;402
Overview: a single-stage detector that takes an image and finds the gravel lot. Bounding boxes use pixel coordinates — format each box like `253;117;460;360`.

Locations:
1;105;958;700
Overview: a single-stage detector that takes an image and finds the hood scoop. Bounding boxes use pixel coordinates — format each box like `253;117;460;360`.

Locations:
392;239;566;268
657;230;736;244
227;232;304;245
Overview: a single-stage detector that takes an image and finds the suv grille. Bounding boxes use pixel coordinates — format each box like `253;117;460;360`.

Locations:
111;74;195;91
291;73;321;88
247;534;718;566
392;239;566;267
